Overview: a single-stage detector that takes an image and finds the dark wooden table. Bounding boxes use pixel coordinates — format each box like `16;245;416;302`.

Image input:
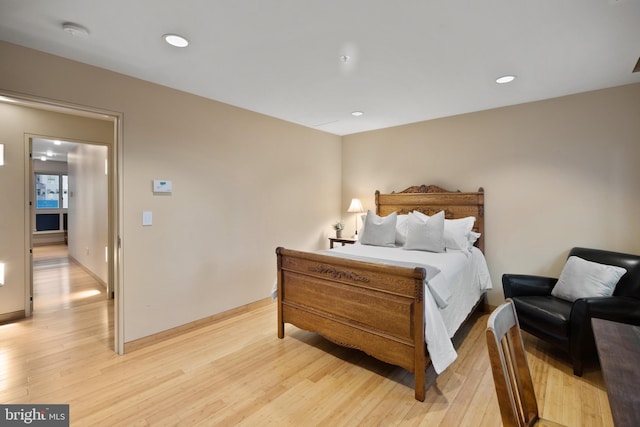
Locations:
328;237;356;249
592;318;640;427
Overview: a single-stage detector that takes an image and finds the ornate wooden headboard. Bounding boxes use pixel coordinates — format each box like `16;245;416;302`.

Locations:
375;184;485;252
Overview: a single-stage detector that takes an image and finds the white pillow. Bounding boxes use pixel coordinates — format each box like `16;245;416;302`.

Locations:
356;213;367;240
413;211;475;251
551;256;627;302
359;210;398;247
403;211;445;253
468;231;481;246
444;216;476;251
395;214;409;246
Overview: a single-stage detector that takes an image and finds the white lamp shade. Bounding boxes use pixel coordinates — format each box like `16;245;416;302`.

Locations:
347;198;364;213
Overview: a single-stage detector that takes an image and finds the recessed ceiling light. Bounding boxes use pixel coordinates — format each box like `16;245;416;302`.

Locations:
62;22;89;38
351;111;364;117
163;34;189;48
54;140;61;145
40;156;47;161
496;75;516;84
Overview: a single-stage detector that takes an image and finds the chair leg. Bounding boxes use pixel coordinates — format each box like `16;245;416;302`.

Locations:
572;359;583;376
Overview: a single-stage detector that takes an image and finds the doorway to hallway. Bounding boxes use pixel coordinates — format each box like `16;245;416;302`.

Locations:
31;244;113;351
33;245;109;315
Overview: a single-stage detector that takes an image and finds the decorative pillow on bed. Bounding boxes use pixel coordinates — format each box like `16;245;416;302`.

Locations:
413;212;476;251
468;231;481;246
395;214;409;246
444;216;476;251
403;211;445;252
360;213;411;246
551;256;627;302
359;210;398;247
356;213;367;240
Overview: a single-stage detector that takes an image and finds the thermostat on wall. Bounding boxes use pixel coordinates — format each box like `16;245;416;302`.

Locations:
153;179;172;194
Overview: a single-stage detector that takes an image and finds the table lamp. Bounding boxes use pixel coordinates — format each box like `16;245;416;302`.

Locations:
347;198;365;236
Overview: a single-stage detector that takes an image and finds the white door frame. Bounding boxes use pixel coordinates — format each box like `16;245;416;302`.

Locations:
8;91;125;355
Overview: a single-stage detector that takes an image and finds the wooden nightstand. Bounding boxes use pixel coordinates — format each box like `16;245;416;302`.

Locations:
328;237;357;249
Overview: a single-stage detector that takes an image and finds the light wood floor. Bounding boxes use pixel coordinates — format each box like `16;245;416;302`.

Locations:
0;245;614;426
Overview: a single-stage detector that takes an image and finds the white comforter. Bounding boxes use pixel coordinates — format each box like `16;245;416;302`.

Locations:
319;244;492;374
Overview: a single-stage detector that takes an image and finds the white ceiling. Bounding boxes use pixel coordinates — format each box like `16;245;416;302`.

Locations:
1;0;639;136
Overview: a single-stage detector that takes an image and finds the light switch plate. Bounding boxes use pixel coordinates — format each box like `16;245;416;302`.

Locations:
142;211;152;226
153;179;172;193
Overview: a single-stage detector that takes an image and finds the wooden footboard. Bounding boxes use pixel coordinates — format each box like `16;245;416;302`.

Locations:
276;247;429;401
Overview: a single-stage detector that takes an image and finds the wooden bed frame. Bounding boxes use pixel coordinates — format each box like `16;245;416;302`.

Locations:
276;185;485;401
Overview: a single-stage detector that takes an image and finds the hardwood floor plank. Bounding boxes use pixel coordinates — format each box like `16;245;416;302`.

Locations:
0;245;615;426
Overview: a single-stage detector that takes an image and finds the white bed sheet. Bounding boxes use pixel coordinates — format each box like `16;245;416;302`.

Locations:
320;244;492;374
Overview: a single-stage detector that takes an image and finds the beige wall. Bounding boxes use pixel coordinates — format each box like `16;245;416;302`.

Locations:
68;143;109;285
0;103;113;315
342;83;640;305
0;41;342;342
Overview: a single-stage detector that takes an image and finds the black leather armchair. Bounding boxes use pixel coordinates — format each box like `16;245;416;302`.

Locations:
503;247;640;376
